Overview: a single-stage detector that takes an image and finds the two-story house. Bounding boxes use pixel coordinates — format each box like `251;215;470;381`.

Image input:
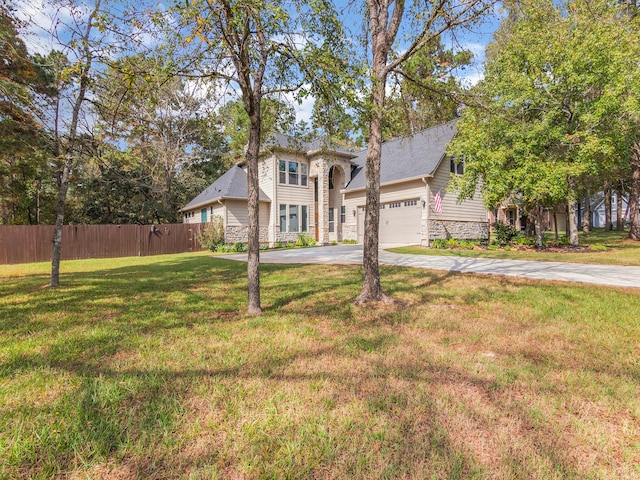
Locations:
181;121;489;246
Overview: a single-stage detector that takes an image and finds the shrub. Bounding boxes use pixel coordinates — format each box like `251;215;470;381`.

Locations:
515;235;536;246
589;243;607;251
198;215;225;251
431;239;449;249
233;242;246;252
296;233;316;247
558;235;570;245
492;220;519;245
457;240;477;250
342;239;357;244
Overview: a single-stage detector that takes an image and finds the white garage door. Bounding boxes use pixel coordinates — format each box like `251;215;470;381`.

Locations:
357;200;421;245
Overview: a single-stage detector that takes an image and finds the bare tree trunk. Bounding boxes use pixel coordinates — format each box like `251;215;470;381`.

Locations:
629;141;640;240
36;178;41;225
567;176;579;246
553;211;559;240
568;199;579;245
356;78;389;304
246;107;263;315
356;0;403;305
616;190;624;231
50;158;72;287
582;188;591;235
604;182;613;231
533;206;543;247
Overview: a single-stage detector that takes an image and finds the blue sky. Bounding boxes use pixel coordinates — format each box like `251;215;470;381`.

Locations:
15;0;504;125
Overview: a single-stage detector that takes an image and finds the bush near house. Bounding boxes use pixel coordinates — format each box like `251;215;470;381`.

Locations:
197;215;225;251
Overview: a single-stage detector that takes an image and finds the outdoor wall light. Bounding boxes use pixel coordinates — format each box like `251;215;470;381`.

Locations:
352;209;356;216
421;199;426;208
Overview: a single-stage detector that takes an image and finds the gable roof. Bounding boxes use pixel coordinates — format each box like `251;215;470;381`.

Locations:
181;165;270;211
345;120;457;191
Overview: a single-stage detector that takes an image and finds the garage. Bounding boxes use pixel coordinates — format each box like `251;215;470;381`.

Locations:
357;199;422;244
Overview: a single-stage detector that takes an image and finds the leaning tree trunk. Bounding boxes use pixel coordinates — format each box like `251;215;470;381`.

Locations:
629;141;640;240
49;0;98;287
245;103;263;315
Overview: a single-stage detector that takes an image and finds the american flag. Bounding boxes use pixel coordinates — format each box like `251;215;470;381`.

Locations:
433;189;443;214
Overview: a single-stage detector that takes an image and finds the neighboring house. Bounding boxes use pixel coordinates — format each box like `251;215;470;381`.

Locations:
181;121;489;246
590;193;629;228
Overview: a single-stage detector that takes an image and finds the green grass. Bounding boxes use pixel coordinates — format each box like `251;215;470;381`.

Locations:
391;228;640;265
1;252;639;479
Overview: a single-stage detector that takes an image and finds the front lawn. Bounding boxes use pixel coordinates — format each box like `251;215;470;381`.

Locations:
391;228;640;266
1;252;638;479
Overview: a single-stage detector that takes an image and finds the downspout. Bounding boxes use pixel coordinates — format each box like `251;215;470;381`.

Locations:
422;177;430;247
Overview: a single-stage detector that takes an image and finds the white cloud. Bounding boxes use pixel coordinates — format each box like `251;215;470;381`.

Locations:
14;0;63;55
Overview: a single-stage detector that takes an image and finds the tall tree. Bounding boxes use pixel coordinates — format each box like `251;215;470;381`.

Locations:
449;0;636;246
176;0;345;314
217;97;297;162
95;54;219;222
45;0;103;287
0;7;53;224
356;0;494;304
383;39;472;139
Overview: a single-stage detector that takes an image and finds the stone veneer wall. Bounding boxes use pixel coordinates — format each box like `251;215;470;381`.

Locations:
275;232;306;244
427;220;489;242
342;224;357;242
225;225;269;244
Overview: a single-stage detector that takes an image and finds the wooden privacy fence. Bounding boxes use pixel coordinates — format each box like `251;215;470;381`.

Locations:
0;223;206;265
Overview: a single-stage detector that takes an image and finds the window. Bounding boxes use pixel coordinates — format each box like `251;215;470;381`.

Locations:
329;166;335;189
389;202;401;208
279;204;287;232
279;204;308;233
329;208;335;232
288;161;298;185
278;160;307;186
340;205;346;223
404;200;417;207
301;205;308;232
450;157;464;175
289;205;299;232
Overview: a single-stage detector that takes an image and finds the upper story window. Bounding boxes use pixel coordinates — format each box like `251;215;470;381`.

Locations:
279;160;308;186
450;157;464;175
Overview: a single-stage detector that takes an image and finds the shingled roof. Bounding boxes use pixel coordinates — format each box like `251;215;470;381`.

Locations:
263;133;355;158
181;165;270;211
345;120;457;191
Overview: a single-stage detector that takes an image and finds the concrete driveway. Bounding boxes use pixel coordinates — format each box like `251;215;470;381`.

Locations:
222;244;640;289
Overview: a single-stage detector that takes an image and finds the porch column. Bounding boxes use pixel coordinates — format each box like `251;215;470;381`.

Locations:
317;163;330;245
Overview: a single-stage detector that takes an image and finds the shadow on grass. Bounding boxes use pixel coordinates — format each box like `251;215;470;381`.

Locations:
1;254;636;477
